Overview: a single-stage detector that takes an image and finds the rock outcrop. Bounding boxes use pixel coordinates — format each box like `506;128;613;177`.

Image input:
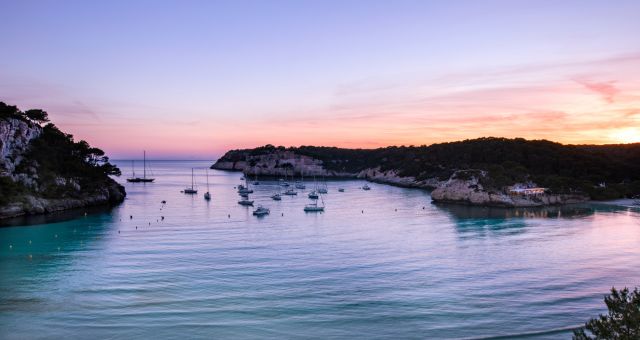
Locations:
0;118;42;177
0;115;125;220
430;170;588;207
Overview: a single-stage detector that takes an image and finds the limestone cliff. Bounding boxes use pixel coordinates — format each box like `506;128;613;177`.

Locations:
0;106;125;220
430;170;588;207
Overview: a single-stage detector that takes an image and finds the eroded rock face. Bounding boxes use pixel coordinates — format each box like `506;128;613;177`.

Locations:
431;171;588;207
0;118;42;176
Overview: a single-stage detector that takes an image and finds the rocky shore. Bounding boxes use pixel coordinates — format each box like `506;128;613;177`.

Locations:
212;147;590;207
0;180;125;219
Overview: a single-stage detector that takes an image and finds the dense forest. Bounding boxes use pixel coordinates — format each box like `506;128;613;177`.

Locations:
220;139;640;200
0;102;121;205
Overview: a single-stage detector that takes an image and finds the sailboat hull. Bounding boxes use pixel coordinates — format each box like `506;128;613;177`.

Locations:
127;178;155;183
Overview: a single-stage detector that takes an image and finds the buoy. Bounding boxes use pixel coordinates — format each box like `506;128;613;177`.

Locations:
148;222;151;226
118;230;120;234
161;216;164;220
130;215;133;219
54;234;58;238
281;213;284;216
361;210;364;214
135;226;137;229
29;240;32;244
422;206;425;209
9;245;12;249
228;214;230;218
84;212;87;216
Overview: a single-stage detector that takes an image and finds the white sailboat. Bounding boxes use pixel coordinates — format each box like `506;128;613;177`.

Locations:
183;168;197;194
295;169;306;189
304;195;325;212
252;205;270;216
238;175;253;194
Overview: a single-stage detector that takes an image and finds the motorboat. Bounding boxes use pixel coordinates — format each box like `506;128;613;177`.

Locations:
238;198;254;206
253;206;270;216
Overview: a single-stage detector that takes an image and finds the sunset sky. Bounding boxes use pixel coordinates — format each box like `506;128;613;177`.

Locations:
1;0;639;159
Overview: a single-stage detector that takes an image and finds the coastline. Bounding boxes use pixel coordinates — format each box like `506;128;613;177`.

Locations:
0;179;125;221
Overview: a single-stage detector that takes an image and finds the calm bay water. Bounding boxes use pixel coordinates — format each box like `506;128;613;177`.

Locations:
1;160;639;339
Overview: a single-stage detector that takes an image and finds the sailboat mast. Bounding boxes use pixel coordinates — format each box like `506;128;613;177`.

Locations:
131;160;135;177
191;168;194;189
206;169;210;191
143;150;146;179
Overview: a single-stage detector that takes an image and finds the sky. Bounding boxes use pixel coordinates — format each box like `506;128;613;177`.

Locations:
1;0;639;159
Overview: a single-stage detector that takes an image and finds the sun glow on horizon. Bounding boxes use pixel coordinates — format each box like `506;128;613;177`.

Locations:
609;127;640;144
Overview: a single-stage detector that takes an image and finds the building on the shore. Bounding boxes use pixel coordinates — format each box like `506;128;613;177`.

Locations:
508;186;547;196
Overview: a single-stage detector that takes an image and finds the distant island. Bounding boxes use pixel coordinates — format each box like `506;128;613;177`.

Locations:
212;140;640;207
0;102;125;220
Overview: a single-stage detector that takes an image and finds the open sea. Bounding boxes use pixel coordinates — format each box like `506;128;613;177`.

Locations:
1;160;639;339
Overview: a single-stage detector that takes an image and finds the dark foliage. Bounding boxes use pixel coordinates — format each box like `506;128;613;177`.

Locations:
574;287;640;339
24;124;121;198
1;102;49;125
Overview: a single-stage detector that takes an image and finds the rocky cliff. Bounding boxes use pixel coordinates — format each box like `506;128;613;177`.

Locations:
0;104;125;220
430;170;589;207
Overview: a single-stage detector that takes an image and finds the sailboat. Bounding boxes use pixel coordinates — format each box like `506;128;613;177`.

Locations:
295;169;306;189
304;195;325;212
127;151;155;182
318;175;328;194
280;168;290;187
238;175;253;194
204;169;211;200
183;168;197;194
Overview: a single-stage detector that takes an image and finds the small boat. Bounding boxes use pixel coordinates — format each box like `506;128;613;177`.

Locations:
183;168;198;194
271;193;282;201
295;170;306;189
338;188;345;192
240;192;249;198
127;151;155;182
304;198;325;212
238;198;254;206
318;187;328;194
253;206;270;216
238;176;253;194
362;184;371;190
204;169;211;200
308;191;319;199
283;188;297;195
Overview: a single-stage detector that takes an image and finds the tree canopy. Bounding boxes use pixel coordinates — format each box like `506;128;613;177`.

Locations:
574;287;640;340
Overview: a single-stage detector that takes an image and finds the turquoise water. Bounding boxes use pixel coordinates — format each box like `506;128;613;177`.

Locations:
1;160;639;339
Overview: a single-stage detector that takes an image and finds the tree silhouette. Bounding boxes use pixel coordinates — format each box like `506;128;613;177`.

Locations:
574;287;640;339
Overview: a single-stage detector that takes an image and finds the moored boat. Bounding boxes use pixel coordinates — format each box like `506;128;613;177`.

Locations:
253;206;270;216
